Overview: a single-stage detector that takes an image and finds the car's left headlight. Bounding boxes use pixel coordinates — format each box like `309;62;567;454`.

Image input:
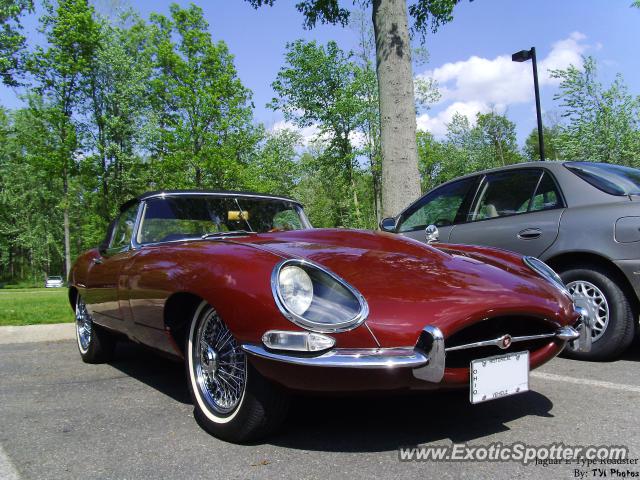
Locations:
271;259;369;332
523;256;571;297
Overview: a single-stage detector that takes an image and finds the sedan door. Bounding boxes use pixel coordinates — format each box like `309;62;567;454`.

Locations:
448;169;565;257
396;176;479;243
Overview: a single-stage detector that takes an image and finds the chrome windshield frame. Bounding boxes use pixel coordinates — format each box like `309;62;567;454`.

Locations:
130;192;312;249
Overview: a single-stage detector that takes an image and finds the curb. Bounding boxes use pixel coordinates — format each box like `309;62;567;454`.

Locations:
0;323;75;345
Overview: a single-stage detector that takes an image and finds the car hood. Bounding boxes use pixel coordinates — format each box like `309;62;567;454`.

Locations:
236;229;575;346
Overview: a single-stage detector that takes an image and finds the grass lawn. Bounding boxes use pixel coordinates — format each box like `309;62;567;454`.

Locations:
0;288;74;326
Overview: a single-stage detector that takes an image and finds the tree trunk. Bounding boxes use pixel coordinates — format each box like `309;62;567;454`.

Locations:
62;167;71;278
63;193;71;280
372;0;422;218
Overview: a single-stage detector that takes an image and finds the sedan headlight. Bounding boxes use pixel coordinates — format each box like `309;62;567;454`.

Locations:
271;259;369;332
523;256;570;297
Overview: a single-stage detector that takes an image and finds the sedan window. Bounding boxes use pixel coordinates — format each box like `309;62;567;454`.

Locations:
397;178;476;232
565;161;640;196
529;172;562;212
470;170;541;221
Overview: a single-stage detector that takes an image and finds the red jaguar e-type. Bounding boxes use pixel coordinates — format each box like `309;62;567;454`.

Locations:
68;190;591;442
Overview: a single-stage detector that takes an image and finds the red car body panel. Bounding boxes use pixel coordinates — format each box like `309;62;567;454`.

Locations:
70;227;576;393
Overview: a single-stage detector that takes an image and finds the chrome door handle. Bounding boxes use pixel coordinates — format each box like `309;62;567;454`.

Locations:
517;228;542;240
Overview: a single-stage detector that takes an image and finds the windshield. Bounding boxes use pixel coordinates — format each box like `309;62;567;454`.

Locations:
565;162;640;196
48;276;62;280
137;195;308;244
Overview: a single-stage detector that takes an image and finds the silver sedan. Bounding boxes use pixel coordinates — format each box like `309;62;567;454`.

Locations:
45;276;64;288
381;161;640;361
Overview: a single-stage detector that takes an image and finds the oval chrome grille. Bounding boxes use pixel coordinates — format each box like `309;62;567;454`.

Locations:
445;316;557;368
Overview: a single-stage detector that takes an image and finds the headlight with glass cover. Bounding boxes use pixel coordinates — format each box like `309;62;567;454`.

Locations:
271;259;369;333
523;256;571;297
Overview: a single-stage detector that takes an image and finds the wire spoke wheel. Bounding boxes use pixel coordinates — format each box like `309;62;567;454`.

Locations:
567;280;610;342
76;297;92;353
192;308;247;415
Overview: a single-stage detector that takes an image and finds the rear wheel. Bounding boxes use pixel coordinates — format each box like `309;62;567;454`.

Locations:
75;295;116;363
186;301;289;443
560;266;635;360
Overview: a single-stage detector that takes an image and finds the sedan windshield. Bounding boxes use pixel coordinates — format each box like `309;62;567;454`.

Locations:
565;162;640;196
137;195;308;244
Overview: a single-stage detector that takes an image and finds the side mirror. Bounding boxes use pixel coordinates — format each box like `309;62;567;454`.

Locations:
425;224;440;243
379;217;397;232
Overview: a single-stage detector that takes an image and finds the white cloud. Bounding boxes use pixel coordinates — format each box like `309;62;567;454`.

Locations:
539;32;588;83
416;32;590;137
271;120;319;147
348;130;368;149
270;120;368;150
417;101;492;137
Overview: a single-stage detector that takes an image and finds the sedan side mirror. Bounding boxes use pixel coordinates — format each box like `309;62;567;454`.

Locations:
379;217;397;232
425;224;440;243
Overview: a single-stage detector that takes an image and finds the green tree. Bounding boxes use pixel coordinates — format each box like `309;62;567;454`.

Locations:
417;111;524;191
28;0;100;277
0;0;33;85
0;104;66;282
417;129;465;190
550;56;640;165
350;9;382;221
245;0;471;217
80;12;152;237
475;111;522;167
270;39;374;227
147;3;257;189
243;127;301;195
524;125;562;161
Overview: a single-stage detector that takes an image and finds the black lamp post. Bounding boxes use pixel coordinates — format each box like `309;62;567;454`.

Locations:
512;47;545;161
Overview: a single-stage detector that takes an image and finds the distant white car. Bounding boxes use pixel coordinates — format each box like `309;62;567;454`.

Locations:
45;276;64;288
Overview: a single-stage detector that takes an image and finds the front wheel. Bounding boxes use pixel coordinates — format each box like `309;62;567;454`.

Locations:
186;301;289;443
560;266;635;360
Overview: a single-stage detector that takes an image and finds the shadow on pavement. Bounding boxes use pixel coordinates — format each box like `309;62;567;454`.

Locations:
620;336;640;362
108;341;191;405
269;390;554;453
107;341;555;452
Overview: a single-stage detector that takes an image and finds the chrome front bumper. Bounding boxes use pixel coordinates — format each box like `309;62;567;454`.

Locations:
242;318;588;383
570;306;594;353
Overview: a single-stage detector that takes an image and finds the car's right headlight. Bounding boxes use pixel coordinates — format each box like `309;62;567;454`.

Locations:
271;259;369;333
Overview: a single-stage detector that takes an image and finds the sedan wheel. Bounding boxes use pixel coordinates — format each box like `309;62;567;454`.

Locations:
567;280;609;342
186;301;289;443
560;266;635;360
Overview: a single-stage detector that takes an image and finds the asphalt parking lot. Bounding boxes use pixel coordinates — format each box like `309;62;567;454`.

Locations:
1;338;639;480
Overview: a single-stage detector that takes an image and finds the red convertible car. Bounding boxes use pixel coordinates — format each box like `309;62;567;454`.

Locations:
68;191;591;442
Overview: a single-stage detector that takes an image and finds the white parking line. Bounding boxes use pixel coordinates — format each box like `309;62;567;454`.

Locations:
0;444;21;480
531;371;640;394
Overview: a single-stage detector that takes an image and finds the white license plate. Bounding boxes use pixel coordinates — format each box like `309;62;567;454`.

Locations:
470;351;529;404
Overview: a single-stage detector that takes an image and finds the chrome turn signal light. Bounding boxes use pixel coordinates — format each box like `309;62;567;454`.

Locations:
262;330;336;352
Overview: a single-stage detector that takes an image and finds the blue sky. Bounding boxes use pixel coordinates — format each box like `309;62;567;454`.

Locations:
1;0;638;146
